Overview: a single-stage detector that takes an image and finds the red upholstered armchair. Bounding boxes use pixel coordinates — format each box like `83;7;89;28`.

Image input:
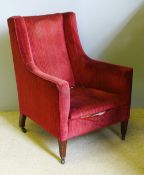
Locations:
8;12;133;164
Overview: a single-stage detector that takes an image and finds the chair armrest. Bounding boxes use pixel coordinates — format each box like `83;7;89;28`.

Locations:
79;56;133;103
7;16;70;141
26;62;70;90
24;62;70;141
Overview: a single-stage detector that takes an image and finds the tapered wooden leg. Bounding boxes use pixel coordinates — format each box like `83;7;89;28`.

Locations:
121;120;128;140
19;114;27;133
58;140;67;164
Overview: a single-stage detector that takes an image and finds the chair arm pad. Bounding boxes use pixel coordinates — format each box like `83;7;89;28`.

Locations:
79;56;133;101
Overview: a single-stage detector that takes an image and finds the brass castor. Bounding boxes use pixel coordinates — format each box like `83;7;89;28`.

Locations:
61;158;65;164
21;127;27;133
121;135;125;140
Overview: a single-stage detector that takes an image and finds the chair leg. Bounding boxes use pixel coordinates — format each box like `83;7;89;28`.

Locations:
121;120;128;140
19;114;27;133
58;140;67;164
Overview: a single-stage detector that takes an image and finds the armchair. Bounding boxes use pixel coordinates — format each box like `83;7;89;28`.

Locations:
8;12;133;164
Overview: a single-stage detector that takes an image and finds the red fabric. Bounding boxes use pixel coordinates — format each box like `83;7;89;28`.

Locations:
14;14;75;86
63;12;133;103
8;16;70;140
8;12;133;141
68;106;130;139
70;87;127;120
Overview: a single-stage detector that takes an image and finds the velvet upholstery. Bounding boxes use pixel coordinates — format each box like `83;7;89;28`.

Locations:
8;12;133;143
70;87;127;120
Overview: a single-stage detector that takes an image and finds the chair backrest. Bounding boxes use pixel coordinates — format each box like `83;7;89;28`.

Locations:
9;13;76;86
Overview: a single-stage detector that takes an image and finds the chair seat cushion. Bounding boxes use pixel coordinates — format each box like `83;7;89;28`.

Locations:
70;87;127;120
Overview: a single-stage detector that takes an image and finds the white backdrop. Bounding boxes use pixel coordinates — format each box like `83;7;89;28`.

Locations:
0;0;144;110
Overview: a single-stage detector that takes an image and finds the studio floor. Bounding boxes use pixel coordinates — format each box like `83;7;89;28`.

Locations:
0;109;144;175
